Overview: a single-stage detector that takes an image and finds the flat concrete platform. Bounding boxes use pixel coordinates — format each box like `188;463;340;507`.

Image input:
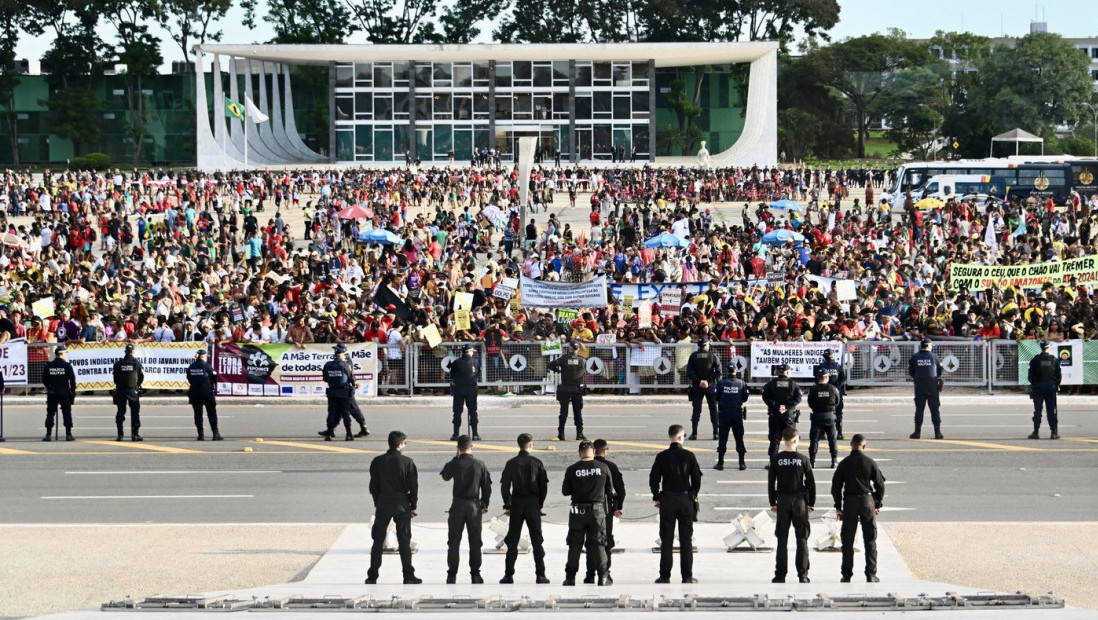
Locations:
32;521;1094;619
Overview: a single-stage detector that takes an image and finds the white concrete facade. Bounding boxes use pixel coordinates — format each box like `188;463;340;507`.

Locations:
195;43;778;170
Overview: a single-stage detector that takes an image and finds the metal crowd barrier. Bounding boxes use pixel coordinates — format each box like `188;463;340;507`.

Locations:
990;339;1021;389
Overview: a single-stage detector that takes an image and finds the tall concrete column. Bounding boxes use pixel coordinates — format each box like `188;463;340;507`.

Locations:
408;60;417;162
568;59;577;163
487;60;496;155
648;59;656;163
328;62;337;163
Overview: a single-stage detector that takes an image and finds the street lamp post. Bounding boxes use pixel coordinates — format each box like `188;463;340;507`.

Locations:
1083;102;1098;158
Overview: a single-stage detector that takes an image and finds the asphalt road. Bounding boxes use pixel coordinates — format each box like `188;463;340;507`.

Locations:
1;397;1095;524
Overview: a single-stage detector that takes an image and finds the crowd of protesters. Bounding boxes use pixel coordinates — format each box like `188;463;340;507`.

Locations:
0;161;1094;392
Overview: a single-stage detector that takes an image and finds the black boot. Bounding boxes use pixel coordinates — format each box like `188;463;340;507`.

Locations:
1050;426;1060;440
1028;425;1040;440
132;431;143;442
557;427;565;441
449;426;460;441
688;422;698;441
836;421;844;441
197;426;205;441
576;429;587;441
714;454;724;470
212;428;223;441
43;431;52;442
472;426;481;441
909;425;921;439
65;430;74;442
324;428;334;441
933;425;944;440
738;454;747;471
355;426;371;438
583;571;595;584
116;423;125;442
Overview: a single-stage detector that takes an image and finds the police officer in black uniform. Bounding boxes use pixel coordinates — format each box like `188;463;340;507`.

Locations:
714;360;750;471
365;430;422;585
807;367;840;468
441;435;492;584
322;344;355;441
831;433;886;583
1028;340;1061;439
450;344;480;441
112;343;144;442
586;438;624;583
43;345;77;441
650;424;703;584
907;339;944;439
500;433;550;584
547;342;586;441
686;337;722;440
761;364;802;464
343;352;371;438
187;349;221;441
561;440;614;586
768;427;815;583
813;349;847;439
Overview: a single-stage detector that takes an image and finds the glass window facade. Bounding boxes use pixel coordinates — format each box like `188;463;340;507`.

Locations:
333;57;656;162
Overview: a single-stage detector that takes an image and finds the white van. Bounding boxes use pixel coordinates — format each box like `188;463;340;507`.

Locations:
912;174;1007;201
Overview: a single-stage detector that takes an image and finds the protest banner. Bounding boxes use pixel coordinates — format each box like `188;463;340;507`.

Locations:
418;324;442;348
0;338;28;386
637;301;653;328
1017;339;1097;386
555;308;578;327
949;256;1098;292
611;282;708;307
454;308;471;331
520;275;607;308
750;341;843;379
66;342;205;391
540;340;563;356
493;277;518;300
658;288;682;316
212;342;378;397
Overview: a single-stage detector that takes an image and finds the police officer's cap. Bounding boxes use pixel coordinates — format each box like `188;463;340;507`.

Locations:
822;349;835;359
920;338;932;348
698;336;710;346
462;343;475;352
195;349;207;358
562;341;576;351
815;366;829;378
726;359;739;373
124;343;135;353
1040;340;1051;349
334;343;348;354
776;363;790;372
55;344;67;354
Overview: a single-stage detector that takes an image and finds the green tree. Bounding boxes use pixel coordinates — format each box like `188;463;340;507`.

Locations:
46;88;104;156
818;31;929;158
0;0;46;165
156;0;231;65
972;32;1092;142
875;65;949;160
242;0;357;44
777;50;853;160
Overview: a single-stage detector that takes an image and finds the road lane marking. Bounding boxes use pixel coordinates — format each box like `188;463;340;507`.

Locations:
80;440;203;454
605;440;714;453
41;495;255;500
251;440;374;454
409;439;517;452
1064;438;1098;444
715;480;905;485
65;470;281;475
0;447;37;455
908;439;1041;451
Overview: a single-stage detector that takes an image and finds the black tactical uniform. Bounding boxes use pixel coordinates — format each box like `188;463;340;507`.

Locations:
761;368;802;459
450;348;480;440
547;346;586;441
561;447;615;585
813;350;847;439
768;447;815;583
586;452;625;582
1027;342;1061;439
500;448;549;583
366;442;420;584
907;341;943;439
685;340;722;440
440;451;492;583
807;373;840;468
831;446;886;582
323;351;354;440
343;358;370;438
112;347;144;441
43;348;77;441
186;352;220;440
650;439;703;583
714;366;749;470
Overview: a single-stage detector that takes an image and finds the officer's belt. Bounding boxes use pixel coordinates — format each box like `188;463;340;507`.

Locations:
661;490;692;495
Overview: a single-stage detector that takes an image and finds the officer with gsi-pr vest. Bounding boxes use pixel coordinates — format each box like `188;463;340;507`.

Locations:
685;337;722;440
322;344;355;441
761;364;802;467
907;339;944;440
813;349;847;440
1028;340;1061;440
714;360;749;471
547;342;587;441
186;349;221;441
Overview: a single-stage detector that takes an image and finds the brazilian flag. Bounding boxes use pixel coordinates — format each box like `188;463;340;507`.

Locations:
225;96;245;121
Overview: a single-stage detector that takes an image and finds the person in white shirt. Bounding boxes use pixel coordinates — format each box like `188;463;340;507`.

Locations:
152;318;176;342
267;317;289;344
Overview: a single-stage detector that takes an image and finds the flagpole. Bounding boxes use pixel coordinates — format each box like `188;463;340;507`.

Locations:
244;114;249;169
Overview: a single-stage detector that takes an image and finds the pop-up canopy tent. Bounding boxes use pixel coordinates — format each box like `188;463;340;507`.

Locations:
989;128;1044;156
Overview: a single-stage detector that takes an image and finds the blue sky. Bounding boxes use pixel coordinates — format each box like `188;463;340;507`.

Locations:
12;0;1098;71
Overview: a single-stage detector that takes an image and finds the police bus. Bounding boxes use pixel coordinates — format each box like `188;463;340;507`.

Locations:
887;160;1074;205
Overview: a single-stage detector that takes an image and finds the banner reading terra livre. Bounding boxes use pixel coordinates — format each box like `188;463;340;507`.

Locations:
950;255;1098;292
212;342;378;397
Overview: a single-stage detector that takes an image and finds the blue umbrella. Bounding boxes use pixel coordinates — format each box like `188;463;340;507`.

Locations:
643;232;690;248
770;199;804;212
761;229;807;246
357;228;404;245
